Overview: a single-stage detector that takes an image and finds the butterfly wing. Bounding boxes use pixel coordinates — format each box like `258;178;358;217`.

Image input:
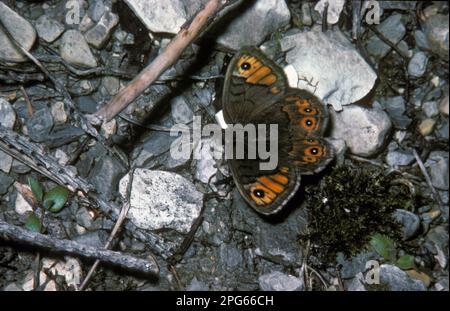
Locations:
222;48;333;214
222;46;287;124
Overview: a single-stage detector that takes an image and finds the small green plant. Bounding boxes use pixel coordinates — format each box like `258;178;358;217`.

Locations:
370;233;416;270
24;177;70;233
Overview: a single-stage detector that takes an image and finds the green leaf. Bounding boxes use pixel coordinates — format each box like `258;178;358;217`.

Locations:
396;255;416;270
370;233;397;262
28;177;43;203
43;185;69;213
25;212;42;233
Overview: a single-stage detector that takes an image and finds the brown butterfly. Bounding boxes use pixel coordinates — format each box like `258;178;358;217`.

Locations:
222;47;334;215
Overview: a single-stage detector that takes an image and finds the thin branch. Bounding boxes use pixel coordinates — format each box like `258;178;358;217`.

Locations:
93;0;238;122
19;86;33;117
78;168;136;290
412;149;444;208
0;220;159;275
366;24;410;60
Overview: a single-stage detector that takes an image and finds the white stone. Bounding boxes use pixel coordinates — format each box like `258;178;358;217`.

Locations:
216;0;291;50
281;27;377;111
330;105;392;157
0;2;37;62
0;150;13;173
41;257;82;289
124;0;186;34
50;101;67;125
0;97;16;129
259;271;303;291
84;11;119;49
314;0;345;24
59;30;97;68
34;15;64;43
55;149;70;166
119;169;203;233
14;191;33;215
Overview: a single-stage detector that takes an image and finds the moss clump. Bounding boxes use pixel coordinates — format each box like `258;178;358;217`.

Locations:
304;166;411;262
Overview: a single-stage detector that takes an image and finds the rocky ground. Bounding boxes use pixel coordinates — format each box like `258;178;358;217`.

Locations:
0;0;448;291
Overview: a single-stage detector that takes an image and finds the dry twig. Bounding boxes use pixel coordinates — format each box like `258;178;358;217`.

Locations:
0;220;158;275
94;0;240;122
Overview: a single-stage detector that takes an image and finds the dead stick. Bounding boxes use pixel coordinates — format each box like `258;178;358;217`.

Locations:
79;169;135;290
0;220;159;275
412;149;444;208
94;0;228;122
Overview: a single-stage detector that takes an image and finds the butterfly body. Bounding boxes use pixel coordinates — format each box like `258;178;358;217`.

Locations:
222;47;333;215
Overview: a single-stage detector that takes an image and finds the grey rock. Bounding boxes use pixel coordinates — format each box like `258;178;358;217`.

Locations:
366;14;406;59
44;125;85;148
414;30;431;51
258;271;303;291
119;169;203;233
383;96;412;129
380;1;417;10
300;2;313;26
330;105;392;157
337;251;377;279
386;149;415;167
0;2;37;62
217;0;291;50
425;151;449;190
313;0;345;25
393;209;420;240
408;51;429;78
100;76;120;96
422;101;439;118
171;96;193;124
0;171;14;195
219;243;244;272
0;150;13;174
379;264;426;291
76;207;94;229
124;0;186;34
231;189;308;264
0;97;16;129
76;96;97;114
89;152;126;200
436;119;449;140
34;15;64;43
347;273;367;291
133;131;176;167
59;30;97;68
281;27;377;111
434;277;449;291
26;108;54;143
439;95;449;116
84;11;119;49
186;277;209;291
427;225;449;252
327;138;347;165
88;0;111;22
73;230;109;248
422;13;449;60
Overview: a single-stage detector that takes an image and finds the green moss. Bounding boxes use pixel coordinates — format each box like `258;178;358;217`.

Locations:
304;166;414;262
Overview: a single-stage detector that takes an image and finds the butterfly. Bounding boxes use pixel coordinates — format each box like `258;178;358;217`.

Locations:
221;47;334;215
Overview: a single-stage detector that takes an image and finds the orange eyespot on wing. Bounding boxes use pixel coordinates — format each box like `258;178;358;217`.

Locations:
289;139;330;167
247;168;291;206
236;55;279;87
282;95;325;135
